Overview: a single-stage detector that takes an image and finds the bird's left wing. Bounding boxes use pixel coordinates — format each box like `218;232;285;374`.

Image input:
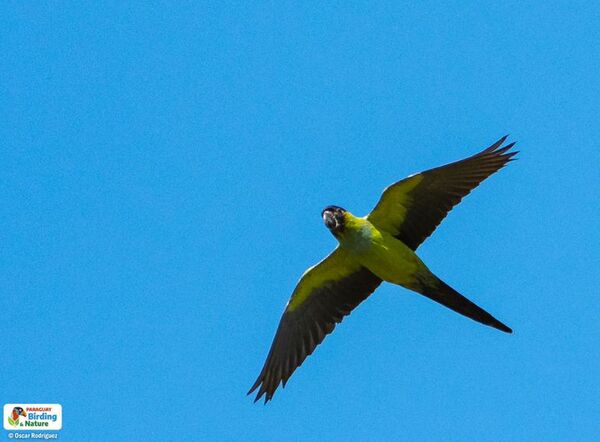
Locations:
367;136;517;250
248;247;381;403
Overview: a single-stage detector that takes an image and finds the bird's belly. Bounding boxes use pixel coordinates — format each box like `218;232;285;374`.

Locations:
351;236;421;286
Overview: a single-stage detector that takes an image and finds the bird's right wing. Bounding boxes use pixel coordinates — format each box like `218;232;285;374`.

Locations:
367;136;517;250
248;247;381;403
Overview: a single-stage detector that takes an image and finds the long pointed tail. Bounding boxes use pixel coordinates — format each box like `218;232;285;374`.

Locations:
412;274;512;333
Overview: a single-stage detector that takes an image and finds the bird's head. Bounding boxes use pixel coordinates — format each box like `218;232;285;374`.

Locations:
12;407;26;419
322;205;347;235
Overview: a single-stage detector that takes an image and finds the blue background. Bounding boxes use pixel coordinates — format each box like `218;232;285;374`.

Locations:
2;2;599;440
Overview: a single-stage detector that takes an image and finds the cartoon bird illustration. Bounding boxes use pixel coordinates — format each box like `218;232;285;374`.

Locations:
249;136;517;403
12;407;26;421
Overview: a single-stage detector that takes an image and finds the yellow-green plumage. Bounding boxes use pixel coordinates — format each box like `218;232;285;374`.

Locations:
287;248;362;311
249;136;518;403
337;212;426;287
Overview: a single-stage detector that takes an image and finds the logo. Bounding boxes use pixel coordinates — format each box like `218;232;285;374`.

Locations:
3;404;62;430
6;407;26;427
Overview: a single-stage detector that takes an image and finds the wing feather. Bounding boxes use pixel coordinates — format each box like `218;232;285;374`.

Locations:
367;136;517;250
248;247;381;403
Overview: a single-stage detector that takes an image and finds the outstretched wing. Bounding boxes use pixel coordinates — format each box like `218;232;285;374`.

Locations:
367;136;517;250
248;247;381;403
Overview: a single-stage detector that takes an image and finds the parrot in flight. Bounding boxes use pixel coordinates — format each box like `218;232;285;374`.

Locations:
249;136;517;403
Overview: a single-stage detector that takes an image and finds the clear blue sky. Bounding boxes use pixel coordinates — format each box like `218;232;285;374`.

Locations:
2;2;599;440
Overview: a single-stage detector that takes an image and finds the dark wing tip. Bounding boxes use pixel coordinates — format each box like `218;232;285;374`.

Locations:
249;382;270;403
247;261;381;405
247;383;258;397
482;135;509;153
480;137;518;168
506;149;520;160
248;373;272;403
495;142;516;154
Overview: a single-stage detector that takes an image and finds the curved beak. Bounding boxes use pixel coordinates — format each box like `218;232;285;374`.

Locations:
323;211;337;229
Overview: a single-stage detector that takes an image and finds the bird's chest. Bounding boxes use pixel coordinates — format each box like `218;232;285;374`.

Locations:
342;226;419;285
341;224;376;253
